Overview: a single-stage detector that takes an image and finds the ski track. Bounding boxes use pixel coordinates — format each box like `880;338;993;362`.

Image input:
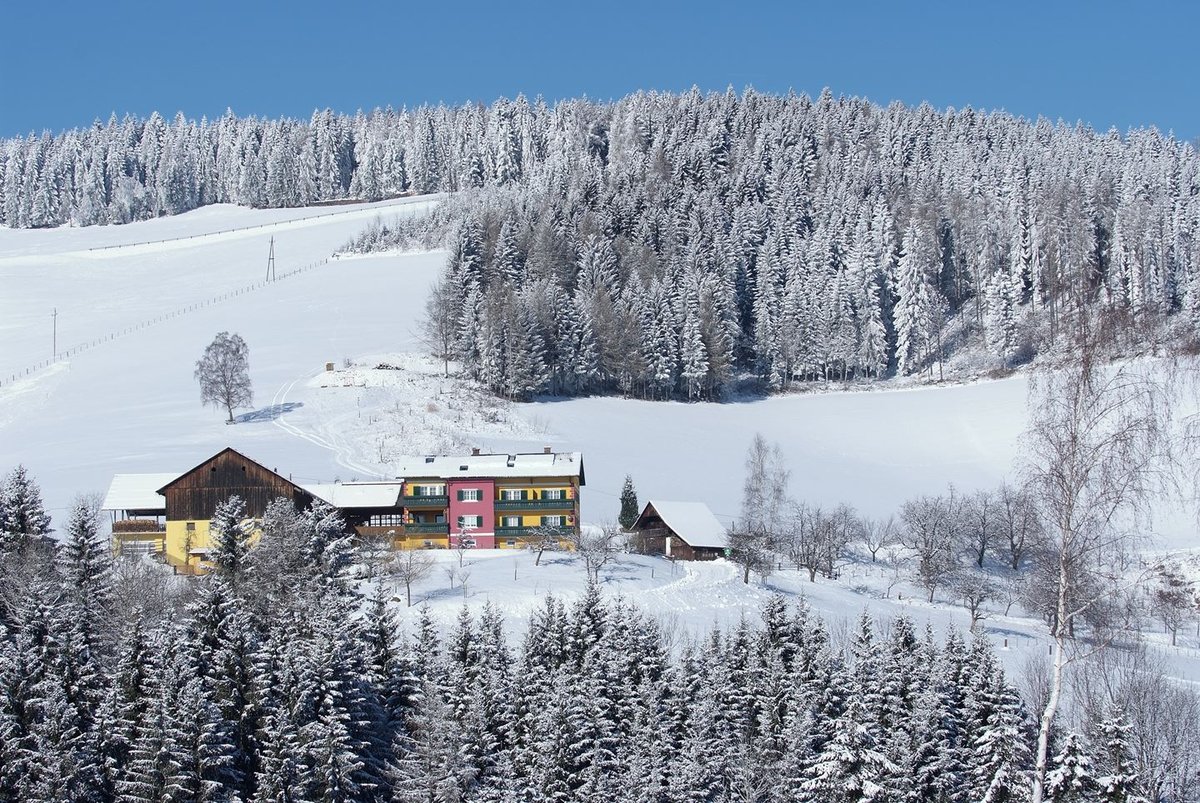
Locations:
270;371;381;480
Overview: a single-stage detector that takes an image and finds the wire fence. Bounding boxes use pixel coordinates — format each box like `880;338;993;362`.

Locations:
83;194;434;253
0;256;331;390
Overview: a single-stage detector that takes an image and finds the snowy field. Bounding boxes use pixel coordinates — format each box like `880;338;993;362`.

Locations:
1;199;1197;684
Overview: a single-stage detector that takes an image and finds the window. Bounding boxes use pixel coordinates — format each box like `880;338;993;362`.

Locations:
506;540;516;547
542;488;567;500
540;515;565;527
501;516;521;528
457;488;482;502
412;484;444;497
456;515;483;530
186;522;196;531
369;514;405;527
500;488;527;501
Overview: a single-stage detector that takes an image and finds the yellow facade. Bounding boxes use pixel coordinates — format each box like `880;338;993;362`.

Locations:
389;534;451;550
165;519;212;570
164;519;265;573
495;535;575;551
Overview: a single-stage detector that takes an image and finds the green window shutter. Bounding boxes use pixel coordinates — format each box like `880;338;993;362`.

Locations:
456;489;464;502
521;490;529;500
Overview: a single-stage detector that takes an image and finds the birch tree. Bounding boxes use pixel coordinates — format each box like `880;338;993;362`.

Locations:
1022;342;1173;803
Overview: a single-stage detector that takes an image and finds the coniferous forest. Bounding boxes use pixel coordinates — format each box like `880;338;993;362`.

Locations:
1;470;1192;803
4;91;1196;399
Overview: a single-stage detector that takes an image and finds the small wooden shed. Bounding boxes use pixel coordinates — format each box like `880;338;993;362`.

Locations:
631;500;729;561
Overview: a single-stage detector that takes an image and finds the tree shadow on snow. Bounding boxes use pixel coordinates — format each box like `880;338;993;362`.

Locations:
235;402;304;423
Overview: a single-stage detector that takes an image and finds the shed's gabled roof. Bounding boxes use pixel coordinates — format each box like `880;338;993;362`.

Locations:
391;451;585;484
101;473;179;513
155;447;301;494
302;481;405;509
635;500;729;550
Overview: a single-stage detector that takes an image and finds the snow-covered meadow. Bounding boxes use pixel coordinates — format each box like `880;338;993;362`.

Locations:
1;198;1197;683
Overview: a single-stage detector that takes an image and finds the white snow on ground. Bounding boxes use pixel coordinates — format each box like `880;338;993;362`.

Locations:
0;199;1196;685
373;547;1200;686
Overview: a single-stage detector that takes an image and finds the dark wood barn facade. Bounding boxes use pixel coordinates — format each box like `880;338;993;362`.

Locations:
630;500;729;561
157;447;312;520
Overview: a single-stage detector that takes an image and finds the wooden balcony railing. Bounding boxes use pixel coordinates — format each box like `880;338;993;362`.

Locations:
402;494;449;507
113;519;166;534
494;498;574;511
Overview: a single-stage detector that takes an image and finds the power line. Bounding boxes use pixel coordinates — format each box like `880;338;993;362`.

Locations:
265;236;276;282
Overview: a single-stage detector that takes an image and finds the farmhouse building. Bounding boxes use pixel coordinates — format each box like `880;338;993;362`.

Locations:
631;500;729;561
102;445;584;573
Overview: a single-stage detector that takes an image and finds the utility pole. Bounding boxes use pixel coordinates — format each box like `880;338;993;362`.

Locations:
266;236;276;282
52;308;57;359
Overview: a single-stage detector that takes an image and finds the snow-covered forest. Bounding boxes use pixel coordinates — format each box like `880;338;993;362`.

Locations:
5;92;1198;397
337;89;1200;399
5;475;1185;803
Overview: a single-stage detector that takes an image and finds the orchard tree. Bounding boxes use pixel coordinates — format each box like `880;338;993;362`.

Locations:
195;331;252;423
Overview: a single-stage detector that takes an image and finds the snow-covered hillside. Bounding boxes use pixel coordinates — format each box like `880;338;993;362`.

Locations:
0;197;444;512
2;199;1196;686
0;197;1027;528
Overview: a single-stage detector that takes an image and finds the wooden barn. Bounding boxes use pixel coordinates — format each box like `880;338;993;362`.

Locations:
156;447;313;571
631;500;729;561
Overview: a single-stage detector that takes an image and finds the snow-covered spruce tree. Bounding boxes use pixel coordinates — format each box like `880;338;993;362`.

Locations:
59;494;113;647
1044;732;1098;803
1090;709;1144;803
984;268;1022;363
0;464;52;553
209;494;253;582
893;222;939;377
618;475;639;531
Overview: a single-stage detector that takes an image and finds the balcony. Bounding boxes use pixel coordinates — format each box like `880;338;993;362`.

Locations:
403;494;448;508
113;519;166;535
494;498;575;511
406;522;450;535
354;523;449;538
495;526;539;537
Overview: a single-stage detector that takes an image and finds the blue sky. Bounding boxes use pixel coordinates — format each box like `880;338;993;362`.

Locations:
1;0;1196;141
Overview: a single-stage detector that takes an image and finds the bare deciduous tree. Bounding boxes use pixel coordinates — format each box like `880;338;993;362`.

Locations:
862;515;897;563
421;276;458;378
784;502;856;582
960;489;996;569
899;489;963;602
995;482;1043;571
195;331;252;423
1023;345;1173;803
1149;565;1195;647
950;569;997;630
529;524;565;567
733;434;790;584
392;549;436;607
569;522;622;582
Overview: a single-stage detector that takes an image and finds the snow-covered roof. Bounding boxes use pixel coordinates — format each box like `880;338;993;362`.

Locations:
302;481;404;509
101;473;178;513
391;451;584;482
641;500;728;550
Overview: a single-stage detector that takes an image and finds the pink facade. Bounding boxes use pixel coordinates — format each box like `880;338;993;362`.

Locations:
447;478;496;548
